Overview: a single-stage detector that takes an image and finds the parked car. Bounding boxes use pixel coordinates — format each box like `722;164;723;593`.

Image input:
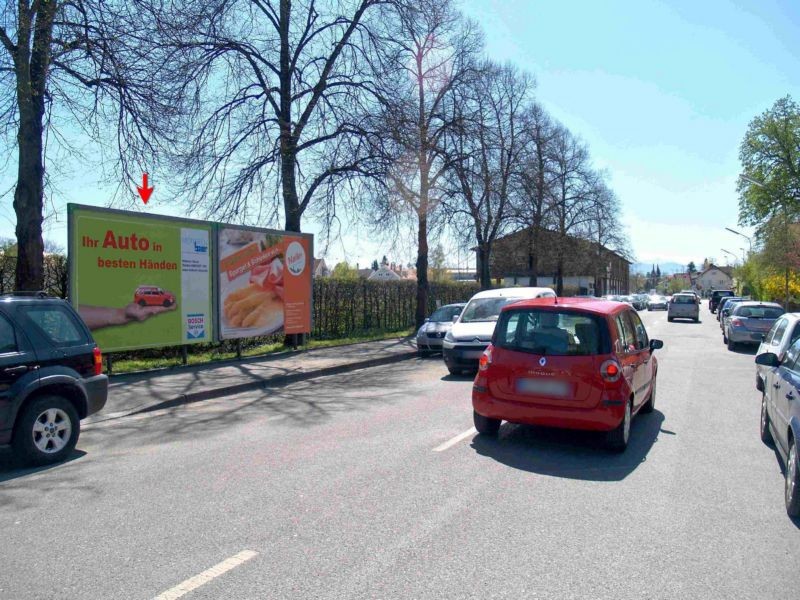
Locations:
0;293;108;465
719;298;746;332
134;285;176;307
415;303;465;355
754;341;800;516
472;297;663;452
647;295;668;311
755;313;800;393
443;287;555;375
667;293;700;322
716;296;743;322
724;302;785;351
709;289;735;313
630;294;648;310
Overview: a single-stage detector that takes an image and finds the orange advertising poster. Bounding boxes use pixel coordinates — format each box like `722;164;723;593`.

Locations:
281;236;312;334
217;227;312;339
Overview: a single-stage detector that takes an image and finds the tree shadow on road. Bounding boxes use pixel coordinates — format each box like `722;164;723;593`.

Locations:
470;410;666;481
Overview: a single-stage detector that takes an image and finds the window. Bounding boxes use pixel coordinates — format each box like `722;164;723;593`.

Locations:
628;311;649;350
784;339;800;371
430;306;462;322
0;314;17;353
19;305;87;347
615;313;636;353
769;319;788;347
496;309;606;356
734;306;785;319
461;297;520;323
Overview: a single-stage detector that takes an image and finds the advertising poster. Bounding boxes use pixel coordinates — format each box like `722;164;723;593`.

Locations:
68;204;214;352
218;226;312;339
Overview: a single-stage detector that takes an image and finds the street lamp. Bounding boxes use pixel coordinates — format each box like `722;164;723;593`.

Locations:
720;248;737;265
724;227;753;254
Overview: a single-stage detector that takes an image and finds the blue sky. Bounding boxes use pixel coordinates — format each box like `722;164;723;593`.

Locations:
459;0;800;266
1;0;798;270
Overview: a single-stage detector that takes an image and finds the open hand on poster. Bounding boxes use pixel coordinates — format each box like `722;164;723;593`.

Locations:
79;301;177;331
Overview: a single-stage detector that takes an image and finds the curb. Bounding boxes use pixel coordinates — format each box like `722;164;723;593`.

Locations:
113;350;418;419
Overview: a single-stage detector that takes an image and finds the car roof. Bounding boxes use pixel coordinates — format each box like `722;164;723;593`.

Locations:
501;297;628;316
734;301;783;308
468;287;555;300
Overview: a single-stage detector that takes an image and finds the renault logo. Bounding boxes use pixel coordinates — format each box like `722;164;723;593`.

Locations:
539;357;547;366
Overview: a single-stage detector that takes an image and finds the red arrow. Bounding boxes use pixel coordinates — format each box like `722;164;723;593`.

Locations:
137;173;154;204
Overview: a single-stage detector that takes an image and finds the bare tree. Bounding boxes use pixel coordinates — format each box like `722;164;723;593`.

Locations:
548;125;596;295
157;0;388;233
0;1;180;290
444;61;533;289
374;0;480;325
510;102;559;284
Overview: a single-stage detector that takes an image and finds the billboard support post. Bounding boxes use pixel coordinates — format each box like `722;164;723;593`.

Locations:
181;345;188;365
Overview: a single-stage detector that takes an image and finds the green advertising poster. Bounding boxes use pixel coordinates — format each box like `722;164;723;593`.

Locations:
68;204;214;352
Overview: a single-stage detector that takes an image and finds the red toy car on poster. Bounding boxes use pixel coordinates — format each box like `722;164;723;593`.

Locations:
472;297;664;452
134;285;176;307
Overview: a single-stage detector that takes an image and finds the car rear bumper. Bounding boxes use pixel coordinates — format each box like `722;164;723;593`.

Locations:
83;374;108;416
443;344;487;369
728;329;765;344
472;388;625;432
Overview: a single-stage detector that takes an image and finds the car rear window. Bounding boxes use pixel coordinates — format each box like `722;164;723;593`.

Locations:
495;309;609;356
734;306;785;319
673;295;696;304
430;306;462;322
18;304;89;347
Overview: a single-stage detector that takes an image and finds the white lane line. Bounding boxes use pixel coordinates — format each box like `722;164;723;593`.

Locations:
433;427;477;452
153;550;259;600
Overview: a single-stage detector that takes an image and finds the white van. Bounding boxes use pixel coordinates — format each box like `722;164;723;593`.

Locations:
442;287;555;375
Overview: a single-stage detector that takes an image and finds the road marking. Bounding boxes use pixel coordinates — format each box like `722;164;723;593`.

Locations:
153;550;258;600
433;427;477;452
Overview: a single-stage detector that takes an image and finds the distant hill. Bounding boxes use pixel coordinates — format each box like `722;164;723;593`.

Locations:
631;262;687;275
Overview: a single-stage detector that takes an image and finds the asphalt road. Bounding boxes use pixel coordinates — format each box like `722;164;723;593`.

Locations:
1;304;798;599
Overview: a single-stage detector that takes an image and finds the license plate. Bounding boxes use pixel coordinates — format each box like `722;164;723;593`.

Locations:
462;350;485;359
516;378;570;397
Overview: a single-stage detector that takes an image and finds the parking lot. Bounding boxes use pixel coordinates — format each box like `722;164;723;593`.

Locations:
0;303;797;599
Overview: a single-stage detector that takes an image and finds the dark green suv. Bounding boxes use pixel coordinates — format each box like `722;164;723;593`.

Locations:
0;293;107;465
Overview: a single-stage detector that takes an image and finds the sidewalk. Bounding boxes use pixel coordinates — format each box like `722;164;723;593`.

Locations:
88;337;417;424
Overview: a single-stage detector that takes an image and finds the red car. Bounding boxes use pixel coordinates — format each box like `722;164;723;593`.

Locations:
134;285;176;308
472;298;663;452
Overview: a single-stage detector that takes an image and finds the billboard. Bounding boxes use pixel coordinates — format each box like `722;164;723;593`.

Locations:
68;204;214;352
217;225;312;339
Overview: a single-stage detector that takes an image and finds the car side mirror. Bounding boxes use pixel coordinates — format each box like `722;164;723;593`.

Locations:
424;318;429;322
649;339;664;351
452;315;459;323
755;352;780;367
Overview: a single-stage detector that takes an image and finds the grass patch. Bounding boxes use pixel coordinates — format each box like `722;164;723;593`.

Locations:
108;328;414;375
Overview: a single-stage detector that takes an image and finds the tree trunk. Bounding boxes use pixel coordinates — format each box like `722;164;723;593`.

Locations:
279;0;301;233
415;209;428;328
477;243;491;290
13;113;45;291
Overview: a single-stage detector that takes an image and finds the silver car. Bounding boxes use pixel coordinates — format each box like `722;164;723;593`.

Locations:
416;303;465;355
667;293;700;322
725;301;785;350
755;312;800;393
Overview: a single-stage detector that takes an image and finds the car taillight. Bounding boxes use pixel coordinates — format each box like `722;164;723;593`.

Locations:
600;359;621;383
93;346;103;376
731;318;743;327
479;346;493;371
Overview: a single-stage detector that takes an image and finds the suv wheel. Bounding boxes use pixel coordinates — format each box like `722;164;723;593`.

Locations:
760;393;773;445
163;299;172;307
473;411;500;436
13;395;80;466
786;438;800;517
138;299;147;307
606;399;631;452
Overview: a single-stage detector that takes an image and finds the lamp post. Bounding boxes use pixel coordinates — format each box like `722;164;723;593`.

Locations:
720;248;737;265
724;227;753;254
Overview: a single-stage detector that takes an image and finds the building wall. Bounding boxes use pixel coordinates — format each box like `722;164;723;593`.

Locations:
489;228;630;294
